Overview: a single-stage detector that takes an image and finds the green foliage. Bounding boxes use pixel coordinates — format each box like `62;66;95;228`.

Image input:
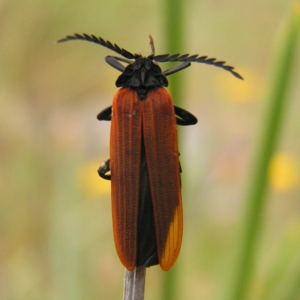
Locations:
230;5;300;300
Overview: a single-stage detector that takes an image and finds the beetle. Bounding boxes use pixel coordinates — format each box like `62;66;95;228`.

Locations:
58;33;242;270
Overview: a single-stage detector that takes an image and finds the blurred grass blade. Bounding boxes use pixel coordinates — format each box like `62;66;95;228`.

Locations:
161;1;184;300
163;0;185;107
230;5;300;300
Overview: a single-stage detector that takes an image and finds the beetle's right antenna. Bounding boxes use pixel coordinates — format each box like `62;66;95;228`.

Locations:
154;53;243;80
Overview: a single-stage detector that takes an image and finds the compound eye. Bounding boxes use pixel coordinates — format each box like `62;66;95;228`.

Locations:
151;62;163;75
123;64;134;75
158;75;168;87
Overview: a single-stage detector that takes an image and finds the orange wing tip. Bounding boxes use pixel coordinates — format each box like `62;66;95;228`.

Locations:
160;255;178;271
114;231;137;271
123;262;136;271
115;246;136;271
159;239;182;271
159;206;183;271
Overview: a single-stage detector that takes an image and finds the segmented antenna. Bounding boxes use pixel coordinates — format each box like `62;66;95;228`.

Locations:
153;54;243;80
57;33;139;60
58;33;243;80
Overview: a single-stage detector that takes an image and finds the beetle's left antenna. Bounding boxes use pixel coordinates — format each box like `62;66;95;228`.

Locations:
57;33;138;60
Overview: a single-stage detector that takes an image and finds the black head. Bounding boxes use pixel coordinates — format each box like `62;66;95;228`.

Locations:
58;33;243;100
115;57;168;100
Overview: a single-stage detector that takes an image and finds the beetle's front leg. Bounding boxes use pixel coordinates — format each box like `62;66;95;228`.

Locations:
174;105;198;126
98;159;111;180
97;106;112;121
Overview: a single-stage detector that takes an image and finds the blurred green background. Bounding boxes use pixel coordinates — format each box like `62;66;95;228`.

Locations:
0;0;299;299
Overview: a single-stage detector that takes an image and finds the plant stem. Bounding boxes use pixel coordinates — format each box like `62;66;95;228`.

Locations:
161;0;185;299
123;267;146;300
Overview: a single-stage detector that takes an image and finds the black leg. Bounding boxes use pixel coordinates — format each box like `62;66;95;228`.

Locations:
98;159;111;180
105;56;126;72
97;106;112;121
163;62;191;76
174;105;198;126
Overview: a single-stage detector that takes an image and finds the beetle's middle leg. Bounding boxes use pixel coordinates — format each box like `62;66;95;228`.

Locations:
98;159;111;180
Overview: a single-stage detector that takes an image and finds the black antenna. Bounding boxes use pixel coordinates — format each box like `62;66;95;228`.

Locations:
57;33;139;60
58;33;243;80
153;54;243;80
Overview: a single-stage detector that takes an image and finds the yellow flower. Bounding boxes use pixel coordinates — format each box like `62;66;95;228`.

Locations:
76;159;111;198
268;153;299;191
